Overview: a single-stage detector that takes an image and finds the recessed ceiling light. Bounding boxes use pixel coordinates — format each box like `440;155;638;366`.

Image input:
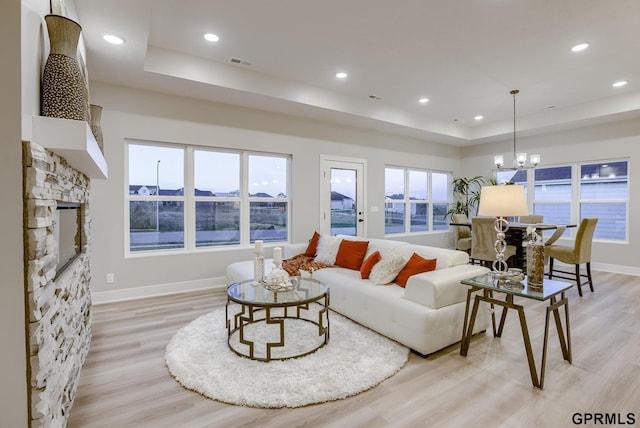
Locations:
418;97;429;104
335;72;348;79
474;115;484;121
103;34;124;45
612;80;628;88
204;33;219;42
571;43;589;52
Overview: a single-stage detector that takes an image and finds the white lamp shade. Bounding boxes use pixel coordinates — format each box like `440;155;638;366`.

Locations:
477;185;528;217
493;154;504;168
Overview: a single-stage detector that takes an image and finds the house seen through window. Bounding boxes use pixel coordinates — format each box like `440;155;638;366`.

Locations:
384;167;451;235
127;142;290;253
496;159;628;241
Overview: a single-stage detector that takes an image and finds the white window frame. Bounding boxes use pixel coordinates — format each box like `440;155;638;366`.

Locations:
125;140;291;256
384;166;452;236
495;158;629;242
578;159;629;243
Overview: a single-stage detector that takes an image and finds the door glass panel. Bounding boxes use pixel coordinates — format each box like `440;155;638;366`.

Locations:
330;168;357;235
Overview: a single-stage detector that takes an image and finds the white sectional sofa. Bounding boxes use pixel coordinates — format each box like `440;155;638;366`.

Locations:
226;236;490;356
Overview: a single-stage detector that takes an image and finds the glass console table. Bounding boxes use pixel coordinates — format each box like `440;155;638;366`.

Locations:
460;273;573;389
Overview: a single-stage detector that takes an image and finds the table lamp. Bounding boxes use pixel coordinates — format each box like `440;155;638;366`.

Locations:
477;183;528;272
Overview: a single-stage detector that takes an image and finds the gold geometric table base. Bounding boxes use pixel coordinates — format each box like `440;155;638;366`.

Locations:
459;275;572;389
226;295;329;362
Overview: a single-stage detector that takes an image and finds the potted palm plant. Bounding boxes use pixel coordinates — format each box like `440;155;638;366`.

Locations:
445;176;494;220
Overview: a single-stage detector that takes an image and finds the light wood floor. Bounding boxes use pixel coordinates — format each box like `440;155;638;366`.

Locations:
68;271;640;428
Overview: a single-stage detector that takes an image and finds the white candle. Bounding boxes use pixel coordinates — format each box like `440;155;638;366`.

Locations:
273;247;282;265
255;240;263;253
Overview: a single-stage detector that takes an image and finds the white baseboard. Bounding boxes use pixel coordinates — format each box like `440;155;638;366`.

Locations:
92;276;228;304
591;262;640;277
92;261;640;305
551;260;640;277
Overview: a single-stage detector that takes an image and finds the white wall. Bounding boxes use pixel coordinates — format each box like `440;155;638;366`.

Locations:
88;81;640;301
89;82;462;300
1;1;28;426
460;118;640;274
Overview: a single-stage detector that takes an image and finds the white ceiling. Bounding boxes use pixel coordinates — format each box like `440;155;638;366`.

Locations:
74;0;640;146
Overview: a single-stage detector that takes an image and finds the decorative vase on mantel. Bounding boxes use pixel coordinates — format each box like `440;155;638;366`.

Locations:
41;14;87;122
90;104;104;153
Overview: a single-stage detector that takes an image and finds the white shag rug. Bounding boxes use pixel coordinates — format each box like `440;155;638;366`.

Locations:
165;306;409;408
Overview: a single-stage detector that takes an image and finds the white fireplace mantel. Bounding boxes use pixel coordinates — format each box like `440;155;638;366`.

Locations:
32;116;108;179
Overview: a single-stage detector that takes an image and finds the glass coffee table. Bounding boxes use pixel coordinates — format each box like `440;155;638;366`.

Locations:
459;273;573;389
226;278;329;362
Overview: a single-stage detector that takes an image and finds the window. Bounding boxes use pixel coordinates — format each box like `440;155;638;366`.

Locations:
194;150;240;247
128;144;185;251
385;166;451;235
533;166;572;227
127;142;290;253
580;161;628;240
248;154;289;243
409;170;427;232
431;172;450;231
384;168;405;234
495;159;629;241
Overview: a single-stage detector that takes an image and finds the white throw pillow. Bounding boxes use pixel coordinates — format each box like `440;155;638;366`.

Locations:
314;236;342;265
369;253;407;285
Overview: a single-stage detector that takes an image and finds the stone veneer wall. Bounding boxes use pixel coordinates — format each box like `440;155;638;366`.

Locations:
23;141;92;428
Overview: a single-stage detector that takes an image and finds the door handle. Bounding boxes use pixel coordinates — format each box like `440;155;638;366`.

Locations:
358;219;364;223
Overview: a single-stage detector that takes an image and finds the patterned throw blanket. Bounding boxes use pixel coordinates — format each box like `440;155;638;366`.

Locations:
281;254;334;276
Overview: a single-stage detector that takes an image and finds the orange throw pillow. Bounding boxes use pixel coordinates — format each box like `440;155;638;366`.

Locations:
394;253;437;287
335;240;369;270
305;231;321;257
360;251;381;279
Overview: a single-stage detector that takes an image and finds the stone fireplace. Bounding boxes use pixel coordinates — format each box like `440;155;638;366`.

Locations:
23;140;92;427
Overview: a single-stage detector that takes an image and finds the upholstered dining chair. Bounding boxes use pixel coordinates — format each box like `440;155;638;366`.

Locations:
470;217;516;268
519;214;544;224
547;218;598;297
452;213;472;254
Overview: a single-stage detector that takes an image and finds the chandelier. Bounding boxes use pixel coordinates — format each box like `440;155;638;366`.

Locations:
493;90;541;170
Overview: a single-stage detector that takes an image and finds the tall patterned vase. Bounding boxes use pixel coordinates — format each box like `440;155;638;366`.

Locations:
41;14;87;121
526;241;545;290
90;104;104;153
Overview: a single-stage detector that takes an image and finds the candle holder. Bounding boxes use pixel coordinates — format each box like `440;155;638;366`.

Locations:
253;249;265;285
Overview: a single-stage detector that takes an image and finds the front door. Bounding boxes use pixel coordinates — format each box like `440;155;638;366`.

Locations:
320;157;366;236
